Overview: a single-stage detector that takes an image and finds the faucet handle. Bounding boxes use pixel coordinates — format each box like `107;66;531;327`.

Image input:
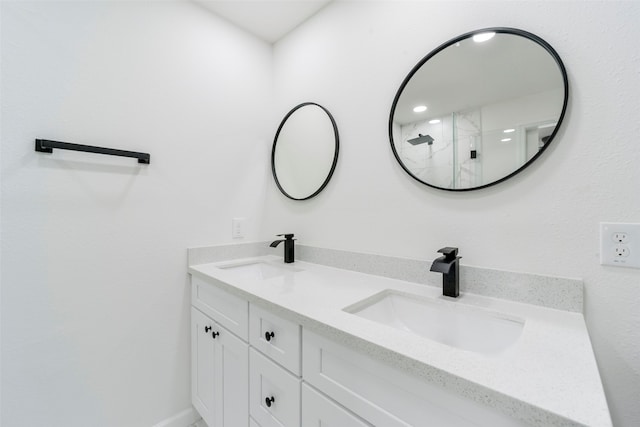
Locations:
437;247;458;261
277;233;295;240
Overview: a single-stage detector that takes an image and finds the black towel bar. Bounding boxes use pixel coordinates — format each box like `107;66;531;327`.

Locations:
35;139;150;164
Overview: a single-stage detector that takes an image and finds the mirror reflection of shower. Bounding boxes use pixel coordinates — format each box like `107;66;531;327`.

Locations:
407;134;434;145
397;110;559;189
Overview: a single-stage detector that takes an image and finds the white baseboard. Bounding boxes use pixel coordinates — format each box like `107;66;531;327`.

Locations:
152;407;201;427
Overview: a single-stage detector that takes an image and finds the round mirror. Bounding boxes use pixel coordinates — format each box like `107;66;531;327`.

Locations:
389;28;568;191
272;102;339;200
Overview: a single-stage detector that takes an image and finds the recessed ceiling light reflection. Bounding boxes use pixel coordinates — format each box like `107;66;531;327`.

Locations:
503;128;515;133
538;123;557;129
413;105;427;113
429;119;441;124
473;32;496;43
501;138;512;142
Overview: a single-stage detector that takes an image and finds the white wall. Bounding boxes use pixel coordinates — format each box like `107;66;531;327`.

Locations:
1;1;272;426
0;2;3;421
266;1;640;426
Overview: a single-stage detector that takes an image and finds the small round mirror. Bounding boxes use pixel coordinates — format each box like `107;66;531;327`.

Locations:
389;28;568;191
272;102;339;200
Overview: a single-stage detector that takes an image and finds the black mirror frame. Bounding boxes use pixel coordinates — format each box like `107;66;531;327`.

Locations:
388;27;569;192
271;102;340;200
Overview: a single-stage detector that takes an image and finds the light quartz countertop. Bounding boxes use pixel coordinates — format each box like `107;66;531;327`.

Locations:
189;255;611;427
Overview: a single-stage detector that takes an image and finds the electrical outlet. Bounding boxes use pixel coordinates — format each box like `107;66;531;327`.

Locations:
232;217;245;239
600;222;640;268
612;232;629;243
614;245;630;258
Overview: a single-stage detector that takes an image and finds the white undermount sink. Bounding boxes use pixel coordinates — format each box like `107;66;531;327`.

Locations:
217;259;302;280
345;290;524;355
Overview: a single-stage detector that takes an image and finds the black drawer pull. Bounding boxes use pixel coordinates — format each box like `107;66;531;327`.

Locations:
211;331;220;339
265;396;275;408
265;331;275;342
204;326;212;333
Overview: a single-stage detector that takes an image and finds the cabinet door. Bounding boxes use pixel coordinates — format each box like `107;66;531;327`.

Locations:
302;384;372;427
192;307;249;427
218;321;249;427
192;307;217;427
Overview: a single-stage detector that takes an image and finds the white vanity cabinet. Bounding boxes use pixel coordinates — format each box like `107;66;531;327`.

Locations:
189;253;611;427
191;273;531;427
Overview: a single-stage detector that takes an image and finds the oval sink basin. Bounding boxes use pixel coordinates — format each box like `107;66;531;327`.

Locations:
217;260;302;280
345;290;524;355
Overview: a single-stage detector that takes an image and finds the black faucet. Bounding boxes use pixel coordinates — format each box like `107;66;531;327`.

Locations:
429;247;461;298
270;234;295;263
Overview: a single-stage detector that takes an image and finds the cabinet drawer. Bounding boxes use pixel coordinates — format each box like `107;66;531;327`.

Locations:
303;329;529;427
302;384;372;427
192;275;248;340
250;349;301;427
249;417;260;427
249;303;301;375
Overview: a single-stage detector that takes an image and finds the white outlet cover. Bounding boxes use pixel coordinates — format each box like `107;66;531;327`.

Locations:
600;222;640;268
232;217;245;239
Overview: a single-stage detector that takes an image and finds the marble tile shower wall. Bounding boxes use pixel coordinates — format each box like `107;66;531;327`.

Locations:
455;109;483;188
398;108;482;189
188;242;583;312
398;118;452;186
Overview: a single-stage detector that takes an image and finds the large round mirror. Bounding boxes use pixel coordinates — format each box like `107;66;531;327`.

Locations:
272;102;339;200
389;28;568;191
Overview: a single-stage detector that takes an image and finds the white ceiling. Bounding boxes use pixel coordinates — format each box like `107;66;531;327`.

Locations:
394;33;565;125
196;0;333;43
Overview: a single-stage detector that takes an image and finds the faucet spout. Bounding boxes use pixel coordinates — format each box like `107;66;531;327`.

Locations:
269;240;284;248
270;234;295;263
429;256;454;274
429;247;461;298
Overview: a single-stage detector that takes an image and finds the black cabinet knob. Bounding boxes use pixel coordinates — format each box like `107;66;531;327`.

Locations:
211;331;220;339
204;326;212;333
265;331;275;342
265;396;275;408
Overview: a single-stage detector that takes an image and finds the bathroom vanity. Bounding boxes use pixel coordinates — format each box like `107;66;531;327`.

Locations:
188;245;611;427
